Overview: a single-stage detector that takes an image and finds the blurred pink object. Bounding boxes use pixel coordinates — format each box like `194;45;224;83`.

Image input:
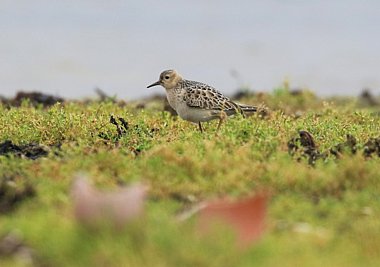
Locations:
71;175;148;228
197;194;268;247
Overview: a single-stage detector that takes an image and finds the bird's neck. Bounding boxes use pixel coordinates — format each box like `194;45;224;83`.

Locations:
165;78;184;91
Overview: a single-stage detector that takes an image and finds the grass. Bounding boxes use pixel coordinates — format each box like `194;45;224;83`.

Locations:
1;88;380;266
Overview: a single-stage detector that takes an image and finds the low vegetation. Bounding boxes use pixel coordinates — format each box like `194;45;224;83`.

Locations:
0;87;380;266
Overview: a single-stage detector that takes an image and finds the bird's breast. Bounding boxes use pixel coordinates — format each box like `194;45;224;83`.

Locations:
165;88;182;111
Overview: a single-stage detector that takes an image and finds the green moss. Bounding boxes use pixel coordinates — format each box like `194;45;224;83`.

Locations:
1;92;380;266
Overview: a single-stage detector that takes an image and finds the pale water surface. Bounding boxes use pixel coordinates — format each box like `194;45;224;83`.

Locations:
1;0;379;99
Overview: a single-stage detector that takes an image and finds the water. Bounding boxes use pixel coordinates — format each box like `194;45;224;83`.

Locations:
1;0;379;99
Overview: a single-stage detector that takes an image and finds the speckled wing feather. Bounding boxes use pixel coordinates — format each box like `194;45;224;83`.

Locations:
181;80;240;112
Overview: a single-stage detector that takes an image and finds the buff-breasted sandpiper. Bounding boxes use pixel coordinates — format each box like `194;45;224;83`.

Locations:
147;70;257;132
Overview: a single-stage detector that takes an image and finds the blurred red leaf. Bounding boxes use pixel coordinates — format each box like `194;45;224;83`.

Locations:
197;193;268;247
71;175;148;229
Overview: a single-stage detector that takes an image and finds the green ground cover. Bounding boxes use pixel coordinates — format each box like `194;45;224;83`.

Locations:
0;89;380;266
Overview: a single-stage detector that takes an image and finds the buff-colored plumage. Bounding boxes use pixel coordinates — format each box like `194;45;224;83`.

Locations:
147;70;257;132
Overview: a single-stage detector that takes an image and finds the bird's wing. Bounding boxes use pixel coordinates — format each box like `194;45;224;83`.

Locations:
182;80;240;112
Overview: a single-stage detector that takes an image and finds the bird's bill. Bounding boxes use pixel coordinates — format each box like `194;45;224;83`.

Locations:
147;81;161;88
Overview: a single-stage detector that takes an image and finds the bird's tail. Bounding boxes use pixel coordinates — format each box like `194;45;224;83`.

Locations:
237;103;257;114
226;101;257;117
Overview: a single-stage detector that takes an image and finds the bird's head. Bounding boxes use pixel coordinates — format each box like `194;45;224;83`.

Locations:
147;69;182;90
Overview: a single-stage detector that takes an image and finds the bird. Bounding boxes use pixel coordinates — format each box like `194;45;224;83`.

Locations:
147;70;257;132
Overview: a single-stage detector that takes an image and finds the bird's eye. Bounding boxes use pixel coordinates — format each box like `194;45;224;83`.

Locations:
165;76;170;80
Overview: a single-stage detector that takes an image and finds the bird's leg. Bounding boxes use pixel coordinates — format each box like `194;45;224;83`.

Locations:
216;119;223;132
198;122;204;133
216;111;227;132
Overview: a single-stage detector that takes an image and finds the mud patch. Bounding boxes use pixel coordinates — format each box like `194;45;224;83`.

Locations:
0;231;36;265
287;130;326;165
98;115;158;156
98;115;129;141
0;91;64;107
0;176;36;213
231;90;256;101
363;137;380;158
288;131;380;164
359;88;379;107
0;140;49;160
110;115;129;138
330;134;357;158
